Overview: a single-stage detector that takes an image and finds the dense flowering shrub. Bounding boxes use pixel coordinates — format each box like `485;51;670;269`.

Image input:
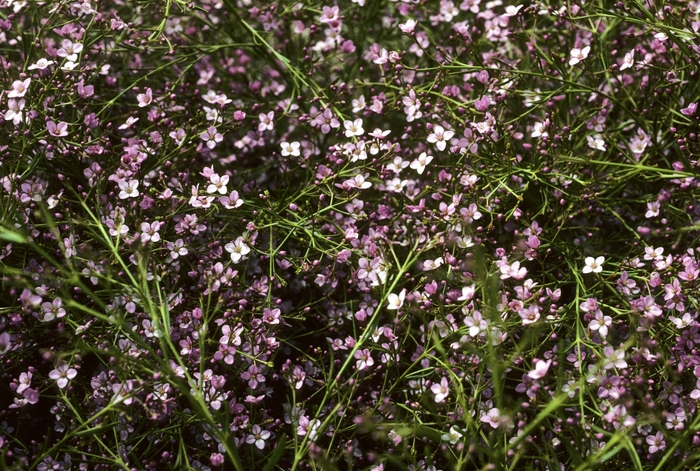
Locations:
1;0;700;470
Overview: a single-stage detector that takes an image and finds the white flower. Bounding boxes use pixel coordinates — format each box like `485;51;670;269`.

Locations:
582;256;605;274
4;98;25;125
423;257;443;271
386;289;406;310
225;237;250;263
344;118;365;137
119;116;139;129
587;134;606;151
118;180;140;199
280;141;301;157
442;426;463;444
531;121;548;138
503;4;523;16
28;58;55;70
410;152;433;174
48;362;77;389
206;174;229;195
569;45;591;66
619;50;635;71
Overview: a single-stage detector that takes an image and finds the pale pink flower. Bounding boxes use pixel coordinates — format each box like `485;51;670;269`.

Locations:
354;349;374;370
56;39;83;62
258;111;275;132
137;88;153;107
200;126;223;149
118;180;139;199
569;45;590;66
427;125;454;151
8;78;31;98
527;359;552;379
344;118;365;137
387;289;406;310
583;256;605;274
47;120;69;137
431;377;449;402
48;361;77;389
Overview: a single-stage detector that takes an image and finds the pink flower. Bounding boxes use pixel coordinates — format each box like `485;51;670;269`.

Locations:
137;87;153;107
48;361;77;388
354;348;374;370
47;120;69;137
258;111;275;132
431;376;449;402
56;39;83;62
200;126;223;149
527;359;551;379
427;125;454;151
8;78;31;98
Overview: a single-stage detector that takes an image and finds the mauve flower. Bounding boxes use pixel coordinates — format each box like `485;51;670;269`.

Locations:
47;120;69;137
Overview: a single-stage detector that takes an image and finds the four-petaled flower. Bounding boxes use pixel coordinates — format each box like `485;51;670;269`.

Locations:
427;125;454;151
386;289;406;310
8;78;31;98
47;120;69;137
118;180;140;199
246;424;271;450
48;361;77;389
569;45;591;66
583;256;605;274
200;126;223;149
280;141;301;157
225;237;250;263
431;376;449;402
344;118;365;137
